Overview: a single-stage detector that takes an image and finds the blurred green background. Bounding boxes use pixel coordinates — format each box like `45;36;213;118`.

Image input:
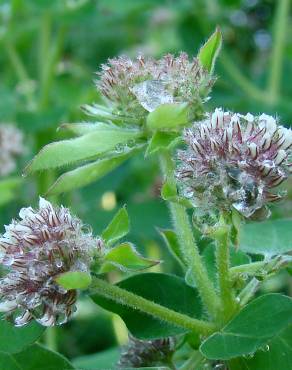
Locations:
0;0;291;364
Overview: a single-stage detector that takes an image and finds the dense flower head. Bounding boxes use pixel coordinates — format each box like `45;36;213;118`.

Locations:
97;53;213;121
0;198;102;327
176;109;292;219
118;335;176;368
0;124;24;176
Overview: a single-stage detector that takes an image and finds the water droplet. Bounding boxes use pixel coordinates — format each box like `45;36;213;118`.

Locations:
131;80;173;112
115;143;125;152
55;259;63;268
259;344;270;352
239;273;249;281
81;224;92;235
244;352;255;359
214;364;225;370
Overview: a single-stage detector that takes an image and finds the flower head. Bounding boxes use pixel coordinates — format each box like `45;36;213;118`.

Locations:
176;109;292;219
97;53;213;121
118;335;176;368
0;198;101;326
0;124;24;176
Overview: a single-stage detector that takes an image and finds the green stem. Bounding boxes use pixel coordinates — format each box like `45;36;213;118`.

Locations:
215;225;236;321
38;11;65;110
268;0;289;103
230;255;292;280
230;260;267;278
220;52;268;104
159;151;220;319
91;277;216;336
3;38;35;109
237;278;260;307
179;351;205;370
44;327;58;352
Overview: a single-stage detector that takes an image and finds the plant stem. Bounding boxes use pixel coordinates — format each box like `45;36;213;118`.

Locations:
268;0;289;103
230;255;292;280
220;52;268;104
237;278;260;307
91;277;216;336
159;151;220;319
179;351;205;370
230;260;267;278
3;39;35;109
44;327;58;352
215;224;236;322
38;11;65;110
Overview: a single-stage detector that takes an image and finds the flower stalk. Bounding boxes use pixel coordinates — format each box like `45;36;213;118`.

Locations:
91;277;216;336
214;221;237;322
159;150;220;319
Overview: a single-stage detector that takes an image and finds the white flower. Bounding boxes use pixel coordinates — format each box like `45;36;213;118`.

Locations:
177;109;292;219
0;198;102;326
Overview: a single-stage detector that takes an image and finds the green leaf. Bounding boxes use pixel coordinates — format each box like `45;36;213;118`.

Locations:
119;368;170;370
91;273;202;339
146;103;189;130
102;206;130;246
59;122;110;136
229;325;292;370
73;347;120;370
47;149;135;195
158;229;186;269
161;181;192;208
25;127;140;173
145;131;180;157
240;219;292;256
0;318;45;354
200;293;292;360
198;27;222;73
55;271;92;290
100;242;160;273
82;103;116;120
0;177;23;206
0;343;75;369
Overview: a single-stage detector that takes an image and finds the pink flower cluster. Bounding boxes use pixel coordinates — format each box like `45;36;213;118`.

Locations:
0;198;100;326
177;109;292;218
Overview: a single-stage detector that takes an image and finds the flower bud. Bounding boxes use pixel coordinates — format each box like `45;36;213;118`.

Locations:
118;335;176;368
97;53;214;122
176;109;292;219
0;198;102;326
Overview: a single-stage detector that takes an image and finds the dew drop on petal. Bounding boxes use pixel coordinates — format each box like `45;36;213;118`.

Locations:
130;80;173;112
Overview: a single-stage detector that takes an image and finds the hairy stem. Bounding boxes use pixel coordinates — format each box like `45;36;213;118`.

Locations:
230;255;292;280
91;277;216;336
237;278;260;307
159;151;220;319
215;225;236;321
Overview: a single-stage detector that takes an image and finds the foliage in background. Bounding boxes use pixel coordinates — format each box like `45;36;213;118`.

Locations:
0;0;292;369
